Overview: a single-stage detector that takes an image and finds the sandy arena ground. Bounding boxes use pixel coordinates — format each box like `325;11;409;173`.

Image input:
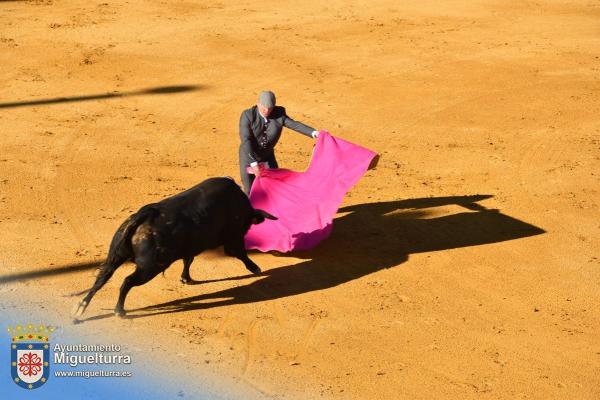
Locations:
1;0;599;398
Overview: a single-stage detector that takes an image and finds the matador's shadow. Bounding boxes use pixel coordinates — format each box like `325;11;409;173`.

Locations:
118;194;544;319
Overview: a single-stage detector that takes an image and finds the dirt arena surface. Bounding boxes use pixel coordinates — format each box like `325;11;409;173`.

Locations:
1;0;599;398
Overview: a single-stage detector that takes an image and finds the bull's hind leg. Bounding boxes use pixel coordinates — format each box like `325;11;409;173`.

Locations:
180;256;194;284
72;254;128;320
114;265;164;317
224;239;261;274
113;227;167;317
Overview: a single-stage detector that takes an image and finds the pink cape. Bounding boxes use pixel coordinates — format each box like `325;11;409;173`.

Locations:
244;131;377;252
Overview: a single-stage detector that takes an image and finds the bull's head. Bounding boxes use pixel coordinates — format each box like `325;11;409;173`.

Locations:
252;209;277;225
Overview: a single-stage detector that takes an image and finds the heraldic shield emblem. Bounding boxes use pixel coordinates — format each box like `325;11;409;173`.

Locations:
8;324;53;390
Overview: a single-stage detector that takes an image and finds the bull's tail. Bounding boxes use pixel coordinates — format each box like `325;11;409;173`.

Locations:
71;205;159;320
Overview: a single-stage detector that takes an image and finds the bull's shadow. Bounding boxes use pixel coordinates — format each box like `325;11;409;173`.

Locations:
109;194;544;320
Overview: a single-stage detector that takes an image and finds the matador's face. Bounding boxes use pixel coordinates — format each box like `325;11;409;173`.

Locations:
257;103;274;118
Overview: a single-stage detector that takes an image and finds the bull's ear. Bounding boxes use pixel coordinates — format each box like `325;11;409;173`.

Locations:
252;209;277;224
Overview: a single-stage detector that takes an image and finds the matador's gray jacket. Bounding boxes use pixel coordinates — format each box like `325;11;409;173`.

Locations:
239;105;315;165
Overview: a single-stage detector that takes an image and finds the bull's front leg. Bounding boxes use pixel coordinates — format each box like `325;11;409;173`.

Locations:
180;256;194;284
224;239;261;274
239;253;261;274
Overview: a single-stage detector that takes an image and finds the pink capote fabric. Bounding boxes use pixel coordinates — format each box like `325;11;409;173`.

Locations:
244;131;377;252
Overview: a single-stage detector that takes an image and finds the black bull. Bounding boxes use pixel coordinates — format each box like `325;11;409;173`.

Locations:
72;177;276;319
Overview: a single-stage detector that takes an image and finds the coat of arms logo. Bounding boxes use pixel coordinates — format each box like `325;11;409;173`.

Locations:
8;324;54;390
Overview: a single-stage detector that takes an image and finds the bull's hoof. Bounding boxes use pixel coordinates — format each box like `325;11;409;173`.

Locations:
114;308;126;318
180;276;192;285
71;300;88;319
247;265;262;275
